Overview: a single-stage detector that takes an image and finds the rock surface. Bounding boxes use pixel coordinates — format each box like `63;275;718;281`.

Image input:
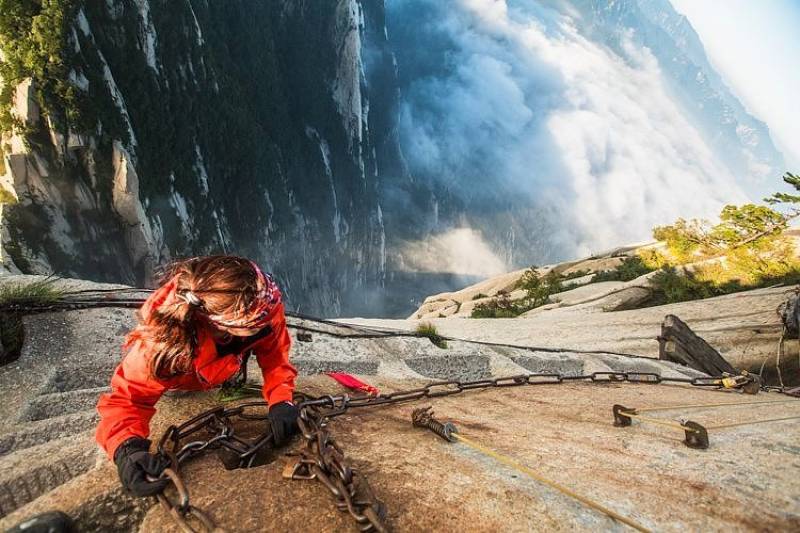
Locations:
146;380;800;532
358;286;792;380
402;241;798;384
0;0;416;316
4;377;798;532
0;275;797;531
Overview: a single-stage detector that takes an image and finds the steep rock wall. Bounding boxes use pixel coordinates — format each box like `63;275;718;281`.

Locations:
0;0;416;315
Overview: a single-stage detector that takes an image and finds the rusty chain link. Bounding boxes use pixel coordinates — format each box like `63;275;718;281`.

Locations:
150;369;766;531
150;402;277;532
150;469;215;533
284;401;388;532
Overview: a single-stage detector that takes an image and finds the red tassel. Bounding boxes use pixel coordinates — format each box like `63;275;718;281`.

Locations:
325;372;380;396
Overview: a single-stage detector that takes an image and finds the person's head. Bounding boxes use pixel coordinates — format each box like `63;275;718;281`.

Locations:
127;255;280;379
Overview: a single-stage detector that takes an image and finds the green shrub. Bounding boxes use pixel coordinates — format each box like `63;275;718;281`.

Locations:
654;193;794;265
472;293;488;300
471;305;521;318
471;270;563;318
519;268;562;308
0;0;81;133
416;322;447;349
637;248;670;270
592;256;655;283
471;292;524;318
648;268;719;304
0;277;64;307
653;219;705;263
646;265;800;307
560;269;590;281
591;271;614;283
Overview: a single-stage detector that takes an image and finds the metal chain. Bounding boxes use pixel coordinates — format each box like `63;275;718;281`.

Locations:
335;370;766;411
149;369;766;532
151;403;276;532
152;469;215;533
284;401;388;532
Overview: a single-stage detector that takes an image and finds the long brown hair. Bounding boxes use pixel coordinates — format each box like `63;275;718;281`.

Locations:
126;256;261;379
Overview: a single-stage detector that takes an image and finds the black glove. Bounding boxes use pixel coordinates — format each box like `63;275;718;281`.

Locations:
114;437;170;497
268;401;299;446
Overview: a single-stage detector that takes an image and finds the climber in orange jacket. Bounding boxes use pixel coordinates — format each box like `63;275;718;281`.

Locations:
95;255;297;497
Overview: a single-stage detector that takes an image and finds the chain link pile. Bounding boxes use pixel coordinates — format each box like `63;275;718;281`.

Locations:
284;398;388;532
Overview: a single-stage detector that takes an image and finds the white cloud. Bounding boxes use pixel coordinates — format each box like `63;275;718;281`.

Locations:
396;0;750;258
398;227;507;276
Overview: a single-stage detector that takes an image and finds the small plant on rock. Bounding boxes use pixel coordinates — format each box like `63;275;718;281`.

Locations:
416;322;447;349
0;277;64;307
0;277;64;366
471;292;522;318
592;256;655;283
560;269;591;281
519;268;562;308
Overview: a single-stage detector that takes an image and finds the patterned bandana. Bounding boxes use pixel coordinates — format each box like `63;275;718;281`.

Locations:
202;261;281;331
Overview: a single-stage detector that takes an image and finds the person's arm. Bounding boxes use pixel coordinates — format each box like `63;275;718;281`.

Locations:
254;303;298;446
95;341;168;460
253;302;297;406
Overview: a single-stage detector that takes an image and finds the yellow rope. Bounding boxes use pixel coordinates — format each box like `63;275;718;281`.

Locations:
636;398;799;413
619;411;696;432
622;408;799;437
451;433;652;533
707;415;800;430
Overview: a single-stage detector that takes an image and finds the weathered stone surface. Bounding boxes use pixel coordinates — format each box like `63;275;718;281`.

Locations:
292;358;379;376
511;355;584;375
17;387;109;423
11;79;39;126
129;377;800;532
557;256;626;277
0;467;150;532
599;286;653;312
0;275;794;531
405;355;491;381
2;374;797;531
37;365;117;394
0;275;138;429
0;411;99;457
0;432;96;518
358;286;791;382
111;141;161;279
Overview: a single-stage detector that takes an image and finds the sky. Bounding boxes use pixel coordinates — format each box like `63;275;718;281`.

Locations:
671;0;800;170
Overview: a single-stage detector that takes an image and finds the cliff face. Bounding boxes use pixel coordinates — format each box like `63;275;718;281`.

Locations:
0;0;415;315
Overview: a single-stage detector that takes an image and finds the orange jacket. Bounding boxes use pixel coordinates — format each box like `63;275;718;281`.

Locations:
95;301;296;459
